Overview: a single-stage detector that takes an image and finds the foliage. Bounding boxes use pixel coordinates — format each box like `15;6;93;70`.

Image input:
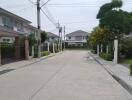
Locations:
54;44;59;53
120;37;132;58
97;0;132;38
28;34;37;46
41;51;50;57
0;43;14;48
99;52;113;61
91;50;97;54
130;64;132;76
41;31;47;43
123;59;132;65
34;44;38;58
89;27;112;46
97;0;122;19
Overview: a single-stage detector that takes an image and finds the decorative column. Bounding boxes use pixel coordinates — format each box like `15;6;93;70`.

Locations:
101;44;103;53
97;44;100;55
15;36;20;60
0;45;1;65
106;45;109;54
25;36;29;60
47;42;50;52
113;37;118;64
53;42;55;53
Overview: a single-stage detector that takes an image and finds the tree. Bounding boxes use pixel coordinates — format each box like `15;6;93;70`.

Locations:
97;0;132;39
41;31;47;43
28;34;37;47
89;27;111;45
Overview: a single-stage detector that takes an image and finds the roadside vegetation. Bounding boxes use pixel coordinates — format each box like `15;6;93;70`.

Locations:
87;0;132;74
41;51;50;57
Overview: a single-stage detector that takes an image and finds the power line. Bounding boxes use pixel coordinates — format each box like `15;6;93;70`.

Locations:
27;0;36;5
10;5;35;13
43;6;56;24
41;0;51;7
41;8;57;27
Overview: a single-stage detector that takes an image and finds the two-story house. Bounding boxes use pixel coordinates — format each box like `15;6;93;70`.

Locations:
0;7;34;64
65;30;88;47
0;7;31;43
46;32;59;43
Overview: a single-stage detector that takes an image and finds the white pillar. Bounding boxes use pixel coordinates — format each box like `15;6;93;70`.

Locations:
97;45;100;55
101;44;103;53
0;46;1;65
53;43;55;53
47;42;50;52
32;46;34;57
106;45;109;54
113;38;118;64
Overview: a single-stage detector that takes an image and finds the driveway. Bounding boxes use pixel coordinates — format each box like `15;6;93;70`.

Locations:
0;50;132;100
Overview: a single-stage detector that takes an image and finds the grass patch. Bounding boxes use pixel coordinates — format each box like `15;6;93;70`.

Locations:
123;59;132;64
41;51;50;57
99;53;113;61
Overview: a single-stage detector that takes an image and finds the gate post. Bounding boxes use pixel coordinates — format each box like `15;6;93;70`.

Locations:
97;44;100;55
0;45;1;65
25;36;29;60
113;37;118;64
47;42;50;52
101;44;103;53
53;42;55;53
106;45;109;54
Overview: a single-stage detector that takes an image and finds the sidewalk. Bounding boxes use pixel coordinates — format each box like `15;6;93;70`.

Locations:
89;52;132;95
0;52;62;75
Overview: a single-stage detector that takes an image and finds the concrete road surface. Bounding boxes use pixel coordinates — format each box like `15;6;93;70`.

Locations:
0;50;132;100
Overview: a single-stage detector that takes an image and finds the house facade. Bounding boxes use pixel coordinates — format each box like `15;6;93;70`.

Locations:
46;32;59;43
65;30;88;47
0;7;36;64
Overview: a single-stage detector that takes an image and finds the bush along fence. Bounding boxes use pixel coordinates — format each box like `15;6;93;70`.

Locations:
32;42;63;58
0;36;29;65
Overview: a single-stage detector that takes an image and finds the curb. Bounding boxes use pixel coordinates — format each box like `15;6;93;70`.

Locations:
16;52;63;70
89;52;132;95
0;52;63;76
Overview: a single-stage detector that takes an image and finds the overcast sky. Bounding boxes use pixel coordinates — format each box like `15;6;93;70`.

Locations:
0;0;132;35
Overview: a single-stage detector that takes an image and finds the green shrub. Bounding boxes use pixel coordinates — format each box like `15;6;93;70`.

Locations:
120;37;132;58
91;50;97;54
99;53;113;61
130;64;132;76
34;45;38;58
41;51;50;57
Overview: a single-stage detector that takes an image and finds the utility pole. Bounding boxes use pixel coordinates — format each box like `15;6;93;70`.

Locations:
64;26;66;50
60;27;63;51
37;0;41;57
57;21;61;51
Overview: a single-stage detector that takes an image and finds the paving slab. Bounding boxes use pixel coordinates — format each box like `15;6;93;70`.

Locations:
90;52;132;95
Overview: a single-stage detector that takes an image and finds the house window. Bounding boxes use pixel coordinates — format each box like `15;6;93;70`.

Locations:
17;23;24;32
2;16;13;29
3;39;10;43
69;37;71;39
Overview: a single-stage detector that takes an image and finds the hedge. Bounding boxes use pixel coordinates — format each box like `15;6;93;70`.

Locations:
99;53;113;61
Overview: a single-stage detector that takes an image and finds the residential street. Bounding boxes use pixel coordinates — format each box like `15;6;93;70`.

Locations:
0;50;132;100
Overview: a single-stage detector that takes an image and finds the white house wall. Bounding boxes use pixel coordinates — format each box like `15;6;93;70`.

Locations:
0;15;3;26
